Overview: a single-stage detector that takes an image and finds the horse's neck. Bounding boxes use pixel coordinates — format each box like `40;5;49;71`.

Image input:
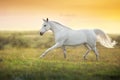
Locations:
50;22;69;33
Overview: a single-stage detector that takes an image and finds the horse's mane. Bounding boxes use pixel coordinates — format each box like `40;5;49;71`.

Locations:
51;21;72;30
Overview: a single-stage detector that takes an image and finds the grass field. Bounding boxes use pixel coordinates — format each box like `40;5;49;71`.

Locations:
0;31;120;80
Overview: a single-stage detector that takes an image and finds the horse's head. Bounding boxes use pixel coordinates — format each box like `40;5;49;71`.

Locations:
40;18;51;36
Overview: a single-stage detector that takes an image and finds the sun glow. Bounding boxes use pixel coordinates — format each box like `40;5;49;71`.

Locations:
0;0;120;34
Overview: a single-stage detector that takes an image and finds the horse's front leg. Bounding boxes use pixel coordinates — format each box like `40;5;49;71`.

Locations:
40;43;62;58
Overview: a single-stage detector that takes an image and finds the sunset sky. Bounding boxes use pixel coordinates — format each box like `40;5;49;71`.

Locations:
0;0;120;34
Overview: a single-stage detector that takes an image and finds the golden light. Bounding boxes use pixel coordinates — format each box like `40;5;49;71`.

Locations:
0;0;120;34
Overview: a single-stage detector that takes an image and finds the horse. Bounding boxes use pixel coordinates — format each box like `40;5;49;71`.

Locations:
39;18;116;60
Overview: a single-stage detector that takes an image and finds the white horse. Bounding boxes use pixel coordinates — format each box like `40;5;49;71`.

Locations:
39;18;116;60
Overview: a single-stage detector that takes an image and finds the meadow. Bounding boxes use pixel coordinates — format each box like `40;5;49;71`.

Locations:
0;31;120;80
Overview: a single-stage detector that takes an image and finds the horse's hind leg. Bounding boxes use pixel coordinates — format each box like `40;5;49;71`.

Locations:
92;47;99;61
83;44;91;60
62;46;67;58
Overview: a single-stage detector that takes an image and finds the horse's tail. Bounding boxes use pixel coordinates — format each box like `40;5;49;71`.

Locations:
94;29;117;48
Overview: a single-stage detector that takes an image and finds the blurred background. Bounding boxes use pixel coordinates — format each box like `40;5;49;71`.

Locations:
0;1;120;80
0;0;120;34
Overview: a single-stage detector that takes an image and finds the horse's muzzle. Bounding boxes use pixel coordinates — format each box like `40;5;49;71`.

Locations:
40;32;44;36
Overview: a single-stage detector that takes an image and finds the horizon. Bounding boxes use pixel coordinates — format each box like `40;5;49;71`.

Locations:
0;0;120;34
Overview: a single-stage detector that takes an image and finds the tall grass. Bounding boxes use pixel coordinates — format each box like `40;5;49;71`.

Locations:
0;31;120;80
0;31;54;49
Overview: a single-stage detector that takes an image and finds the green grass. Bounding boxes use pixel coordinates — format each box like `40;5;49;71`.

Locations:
0;31;120;80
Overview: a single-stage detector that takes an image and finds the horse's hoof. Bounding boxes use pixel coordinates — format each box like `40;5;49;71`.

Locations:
0;59;3;62
96;59;99;61
84;58;88;61
39;56;43;58
39;55;45;58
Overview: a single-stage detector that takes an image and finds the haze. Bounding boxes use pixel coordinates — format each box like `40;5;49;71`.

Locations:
0;0;120;34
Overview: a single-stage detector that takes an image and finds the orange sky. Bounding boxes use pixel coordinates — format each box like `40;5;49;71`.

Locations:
0;0;120;34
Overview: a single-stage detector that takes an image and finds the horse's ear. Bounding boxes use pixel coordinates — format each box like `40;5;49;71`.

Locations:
43;19;46;22
46;18;49;22
43;18;49;22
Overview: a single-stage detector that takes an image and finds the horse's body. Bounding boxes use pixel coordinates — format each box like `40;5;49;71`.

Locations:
61;29;96;46
39;18;116;60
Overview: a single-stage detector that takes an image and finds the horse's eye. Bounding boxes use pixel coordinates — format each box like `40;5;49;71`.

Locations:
44;25;46;27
